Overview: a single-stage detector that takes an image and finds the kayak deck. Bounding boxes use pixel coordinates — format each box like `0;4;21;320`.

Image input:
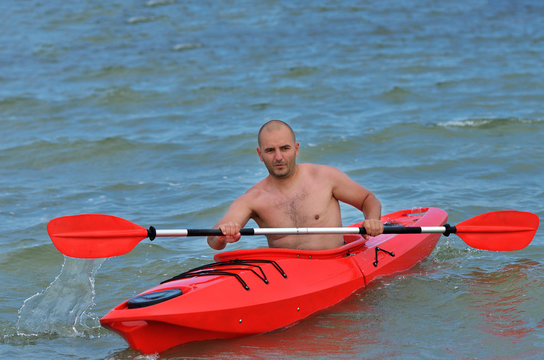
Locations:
100;207;447;354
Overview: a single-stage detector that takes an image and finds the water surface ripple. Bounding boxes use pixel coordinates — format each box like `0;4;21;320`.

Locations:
1;1;543;359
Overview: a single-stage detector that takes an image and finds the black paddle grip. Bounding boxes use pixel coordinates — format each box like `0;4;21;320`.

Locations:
186;228;256;236
383;226;422;234
358;226;425;234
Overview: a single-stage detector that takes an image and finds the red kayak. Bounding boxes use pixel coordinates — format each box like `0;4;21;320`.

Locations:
100;207;448;354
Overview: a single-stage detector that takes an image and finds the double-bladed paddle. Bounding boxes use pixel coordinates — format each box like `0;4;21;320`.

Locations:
47;210;539;258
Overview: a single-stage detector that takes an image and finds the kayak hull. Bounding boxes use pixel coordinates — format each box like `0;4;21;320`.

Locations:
100;207;448;354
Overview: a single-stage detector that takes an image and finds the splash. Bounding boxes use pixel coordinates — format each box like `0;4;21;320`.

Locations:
16;256;105;337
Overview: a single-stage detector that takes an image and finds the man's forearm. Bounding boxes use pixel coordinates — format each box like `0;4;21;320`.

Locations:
362;193;382;220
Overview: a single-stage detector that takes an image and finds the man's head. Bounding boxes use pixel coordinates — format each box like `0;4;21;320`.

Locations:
257;120;299;179
257;120;296;147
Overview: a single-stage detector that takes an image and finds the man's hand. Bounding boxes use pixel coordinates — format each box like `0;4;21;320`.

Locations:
362;219;384;240
218;222;242;243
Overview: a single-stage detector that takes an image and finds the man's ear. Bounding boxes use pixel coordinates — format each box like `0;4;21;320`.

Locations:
256;147;263;161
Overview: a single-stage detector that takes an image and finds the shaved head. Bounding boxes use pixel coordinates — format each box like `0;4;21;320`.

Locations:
258;120;296;147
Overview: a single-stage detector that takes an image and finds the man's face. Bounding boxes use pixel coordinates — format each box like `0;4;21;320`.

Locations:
257;126;299;179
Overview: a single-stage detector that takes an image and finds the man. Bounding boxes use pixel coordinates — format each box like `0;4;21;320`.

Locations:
207;120;383;251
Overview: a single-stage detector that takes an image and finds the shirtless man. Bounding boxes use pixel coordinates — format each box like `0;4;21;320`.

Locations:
207;120;384;251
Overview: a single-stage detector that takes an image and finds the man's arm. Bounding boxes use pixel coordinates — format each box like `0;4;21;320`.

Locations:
329;166;383;237
207;195;253;250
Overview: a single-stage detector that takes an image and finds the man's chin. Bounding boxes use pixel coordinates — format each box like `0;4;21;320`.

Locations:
268;168;289;178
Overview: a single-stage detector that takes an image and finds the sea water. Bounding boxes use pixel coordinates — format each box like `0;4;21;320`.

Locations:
1;0;543;358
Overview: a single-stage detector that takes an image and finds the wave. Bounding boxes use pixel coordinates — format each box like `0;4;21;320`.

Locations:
146;0;175;7
1;136;182;170
173;43;203;51
125;16;158;25
438;117;541;129
379;86;423;104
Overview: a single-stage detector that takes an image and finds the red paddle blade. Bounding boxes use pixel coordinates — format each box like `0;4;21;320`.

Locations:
455;211;539;251
47;214;149;258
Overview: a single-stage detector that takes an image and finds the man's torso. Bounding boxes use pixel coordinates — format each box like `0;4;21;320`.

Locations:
247;164;344;249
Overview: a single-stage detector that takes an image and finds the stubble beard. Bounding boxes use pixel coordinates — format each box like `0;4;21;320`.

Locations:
266;161;293;179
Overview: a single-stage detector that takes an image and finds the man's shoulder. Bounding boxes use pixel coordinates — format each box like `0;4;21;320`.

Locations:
300;163;342;176
242;179;269;199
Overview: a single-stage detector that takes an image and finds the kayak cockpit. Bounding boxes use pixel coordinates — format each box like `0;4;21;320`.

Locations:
214;235;368;262
214;207;436;262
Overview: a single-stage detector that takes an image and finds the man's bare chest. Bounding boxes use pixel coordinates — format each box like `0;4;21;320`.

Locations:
255;187;334;227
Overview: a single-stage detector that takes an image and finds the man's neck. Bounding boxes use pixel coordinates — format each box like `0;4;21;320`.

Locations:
268;164;300;190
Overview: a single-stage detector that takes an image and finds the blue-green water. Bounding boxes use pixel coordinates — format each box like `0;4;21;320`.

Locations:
1;0;543;359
